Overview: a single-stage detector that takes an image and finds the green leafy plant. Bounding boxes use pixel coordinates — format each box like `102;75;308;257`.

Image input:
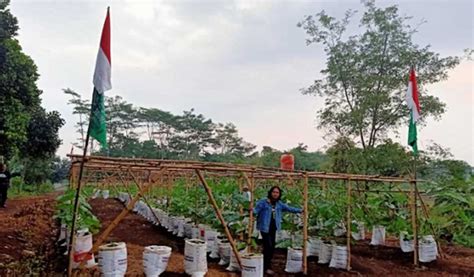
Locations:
55;188;101;234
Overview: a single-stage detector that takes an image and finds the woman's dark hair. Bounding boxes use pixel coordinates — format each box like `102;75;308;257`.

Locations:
267;186;282;201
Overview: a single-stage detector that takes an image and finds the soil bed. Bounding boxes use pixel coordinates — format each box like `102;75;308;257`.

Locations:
87;198;474;276
0;193;61;275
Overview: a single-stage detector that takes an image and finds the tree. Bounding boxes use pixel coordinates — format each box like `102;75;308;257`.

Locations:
1;0;64;168
136;107;178;158
0;1;41;159
0;0;18;40
288;143;327;171
63;88;90;149
50;156;71;184
298;0;460;149
324;137;413;176
168;109;216;159
105;95;139;148
212;123;255;156
20;108;65;159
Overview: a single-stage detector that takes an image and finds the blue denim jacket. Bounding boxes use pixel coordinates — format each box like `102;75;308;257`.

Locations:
253;198;302;233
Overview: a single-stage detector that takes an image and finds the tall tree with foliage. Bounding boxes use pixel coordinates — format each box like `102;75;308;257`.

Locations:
63;88;90;149
0;0;64;179
213;123;255;155
0;0;42;159
298;0;460;149
168;109;216;160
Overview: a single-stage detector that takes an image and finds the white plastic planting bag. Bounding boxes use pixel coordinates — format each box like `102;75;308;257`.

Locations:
177;218;185;237
172;217;180;235
241;253;264;277
191;226;200;239
92;189;101;199
102;190;110;199
329;245;348;269
351;221;365;241
184;239;207;276
227;248;246;272
123;194;130;205
399;232;414;253
285;247;303;273
318;242;333;264
210;234;224;259
143;245;172;277
370;226;386;245
72;230;96;268
184;223;193;239
333;221;347;237
419;235;438;263
151;208;161;225
306;237;322;257
118;192;127;202
218;240;231;266
161;214;169;230
205;230;218;252
132;201;140;213
59;223;67;243
168;216;176;232
144;206;153;221
98;242;127;277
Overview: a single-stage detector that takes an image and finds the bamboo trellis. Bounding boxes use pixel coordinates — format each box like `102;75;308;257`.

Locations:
68;154;429;274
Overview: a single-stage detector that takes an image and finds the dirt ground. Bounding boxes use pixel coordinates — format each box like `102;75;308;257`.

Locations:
0;195;472;276
85;198;474;276
0;193;61;276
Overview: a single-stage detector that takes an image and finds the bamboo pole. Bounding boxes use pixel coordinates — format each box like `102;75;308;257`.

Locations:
90;173;160;254
416;189;443;258
410;181;419;266
238;177;244;241
243;173;255;249
303;174;309;275
125;169;161;226
117;171;134;201
196;169;242;268
67;123;92;277
287;173;296;187
346;179;352;271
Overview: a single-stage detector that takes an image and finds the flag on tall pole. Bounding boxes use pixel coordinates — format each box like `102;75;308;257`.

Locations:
68;8;111;275
406;68;421;155
89;7;111;148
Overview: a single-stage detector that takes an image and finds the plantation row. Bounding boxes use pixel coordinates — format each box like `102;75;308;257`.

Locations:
55;177;458;275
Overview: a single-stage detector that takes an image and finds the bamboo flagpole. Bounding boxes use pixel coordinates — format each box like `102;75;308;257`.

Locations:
413;155;419;266
67;8;111;276
67;126;91;276
407;65;421;267
346;179;352;271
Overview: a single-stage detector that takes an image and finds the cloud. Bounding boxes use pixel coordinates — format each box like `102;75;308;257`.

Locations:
8;0;474;164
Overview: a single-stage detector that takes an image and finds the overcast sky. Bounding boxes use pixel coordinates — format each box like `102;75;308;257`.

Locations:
10;0;474;164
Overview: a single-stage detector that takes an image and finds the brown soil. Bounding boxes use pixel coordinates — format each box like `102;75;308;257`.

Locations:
1;195;471;276
85;198;474;276
0;193;61;276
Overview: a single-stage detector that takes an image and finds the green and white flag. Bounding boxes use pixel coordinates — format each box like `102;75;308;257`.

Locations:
89;8;111;148
406;68;421;155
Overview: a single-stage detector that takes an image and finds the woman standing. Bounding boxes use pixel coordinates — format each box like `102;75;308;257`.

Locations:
254;186;302;275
